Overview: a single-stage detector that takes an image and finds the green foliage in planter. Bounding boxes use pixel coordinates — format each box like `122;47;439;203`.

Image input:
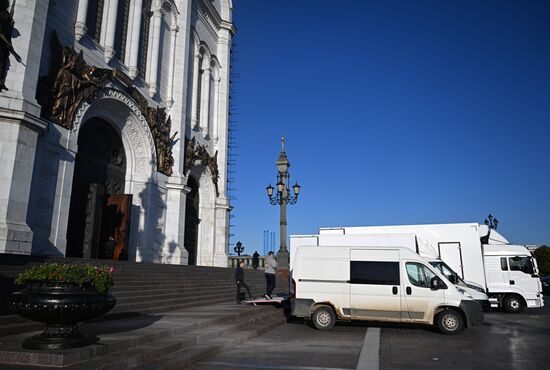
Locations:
15;263;114;293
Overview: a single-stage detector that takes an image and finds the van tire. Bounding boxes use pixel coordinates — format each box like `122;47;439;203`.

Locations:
503;295;524;313
436;309;464;335
312;306;336;331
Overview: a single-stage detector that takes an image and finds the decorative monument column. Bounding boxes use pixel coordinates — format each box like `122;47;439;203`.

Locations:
265;138;301;270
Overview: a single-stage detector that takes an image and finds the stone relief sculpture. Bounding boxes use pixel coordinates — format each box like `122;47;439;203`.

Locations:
37;33;110;129
129;88;177;176
184;137;219;196
0;0;23;91
36;32;176;176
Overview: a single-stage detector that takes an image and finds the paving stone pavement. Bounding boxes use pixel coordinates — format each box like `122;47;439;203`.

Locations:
191;319;367;370
380;302;550;370
190;299;550;370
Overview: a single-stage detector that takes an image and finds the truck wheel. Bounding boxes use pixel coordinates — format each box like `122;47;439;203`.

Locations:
312;306;336;331
436;309;464;335
503;295;523;313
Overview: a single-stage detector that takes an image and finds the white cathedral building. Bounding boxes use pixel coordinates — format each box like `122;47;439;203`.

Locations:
0;0;235;267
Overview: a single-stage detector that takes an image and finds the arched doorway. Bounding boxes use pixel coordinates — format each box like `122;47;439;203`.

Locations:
184;176;200;265
66;118;132;260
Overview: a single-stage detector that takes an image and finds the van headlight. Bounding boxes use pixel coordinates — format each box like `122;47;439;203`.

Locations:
456;287;473;299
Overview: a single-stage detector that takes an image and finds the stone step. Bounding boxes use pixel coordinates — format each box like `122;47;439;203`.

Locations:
0;321;42;337
0;304;285;369
113;288;267;306
65;308;283;370
129;317;286;370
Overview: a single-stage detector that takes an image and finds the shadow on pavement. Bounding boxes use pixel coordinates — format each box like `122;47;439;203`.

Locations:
82;312;163;335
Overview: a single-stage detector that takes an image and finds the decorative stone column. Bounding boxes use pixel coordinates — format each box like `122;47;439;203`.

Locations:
214;22;235;200
166;23;179;106
148;6;163;96
75;0;89;41
104;0;119;63
190;42;201;129
212;73;220;143
0;0;50;254
127;0;143;78
199;57;211;138
163;183;189;264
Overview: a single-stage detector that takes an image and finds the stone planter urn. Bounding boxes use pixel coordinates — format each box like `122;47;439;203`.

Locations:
10;281;117;350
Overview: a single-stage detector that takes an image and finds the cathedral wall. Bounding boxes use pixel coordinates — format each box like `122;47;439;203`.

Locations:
3;0;233;267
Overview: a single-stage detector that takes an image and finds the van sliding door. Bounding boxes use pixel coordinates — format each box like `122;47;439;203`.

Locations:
349;249;404;321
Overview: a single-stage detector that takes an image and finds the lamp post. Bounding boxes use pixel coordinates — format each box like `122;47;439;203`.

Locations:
266;137;301;270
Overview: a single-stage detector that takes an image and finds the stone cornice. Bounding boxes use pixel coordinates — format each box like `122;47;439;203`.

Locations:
220;20;236;36
0;108;48;133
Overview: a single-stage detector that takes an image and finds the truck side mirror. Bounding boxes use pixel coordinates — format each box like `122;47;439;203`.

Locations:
450;272;459;285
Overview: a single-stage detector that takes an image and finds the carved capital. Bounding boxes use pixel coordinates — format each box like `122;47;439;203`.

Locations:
75;22;87;42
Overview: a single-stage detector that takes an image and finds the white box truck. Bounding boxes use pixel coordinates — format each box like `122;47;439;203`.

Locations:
318;223;544;312
290;245;483;334
290;233;490;310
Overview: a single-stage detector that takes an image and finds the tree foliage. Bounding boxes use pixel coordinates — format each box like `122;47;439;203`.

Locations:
533;246;550;276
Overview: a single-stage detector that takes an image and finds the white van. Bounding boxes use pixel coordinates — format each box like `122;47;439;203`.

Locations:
290;233;490;310
290;245;483;334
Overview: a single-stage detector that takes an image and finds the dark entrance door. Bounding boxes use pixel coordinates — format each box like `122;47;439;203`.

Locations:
184;176;199;265
66;118;131;260
102;194;132;260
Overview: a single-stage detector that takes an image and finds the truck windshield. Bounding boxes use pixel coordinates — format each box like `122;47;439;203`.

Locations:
508;256;535;275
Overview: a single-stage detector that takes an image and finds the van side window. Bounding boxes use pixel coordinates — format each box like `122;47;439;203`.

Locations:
405;263;436;288
500;257;508;271
350;261;399;285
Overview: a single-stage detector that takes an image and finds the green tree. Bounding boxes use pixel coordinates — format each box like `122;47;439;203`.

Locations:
533;246;550;276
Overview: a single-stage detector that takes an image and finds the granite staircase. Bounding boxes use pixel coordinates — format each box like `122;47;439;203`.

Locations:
0;254;288;333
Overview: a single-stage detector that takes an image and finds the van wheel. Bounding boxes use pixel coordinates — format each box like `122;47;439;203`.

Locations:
503;295;523;313
436;309;464;335
312;306;336;331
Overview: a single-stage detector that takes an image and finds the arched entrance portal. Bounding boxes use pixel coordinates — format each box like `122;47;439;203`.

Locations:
184;176;200;265
66;118;132;260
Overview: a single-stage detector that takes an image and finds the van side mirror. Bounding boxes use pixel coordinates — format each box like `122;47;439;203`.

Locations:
430;276;447;290
449;272;459;285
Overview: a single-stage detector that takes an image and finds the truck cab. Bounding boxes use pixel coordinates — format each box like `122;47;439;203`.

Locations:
483;244;544;312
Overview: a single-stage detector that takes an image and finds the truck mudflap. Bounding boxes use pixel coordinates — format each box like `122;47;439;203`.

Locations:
460;300;484;327
290;298;315;318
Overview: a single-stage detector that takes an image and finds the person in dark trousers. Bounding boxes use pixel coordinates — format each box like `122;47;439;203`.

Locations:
104;235;116;260
235;260;252;303
264;251;277;299
252;251;260;269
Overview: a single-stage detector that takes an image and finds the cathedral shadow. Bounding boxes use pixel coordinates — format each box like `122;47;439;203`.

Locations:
82;313;163;336
27;124;73;257
135;168;166;263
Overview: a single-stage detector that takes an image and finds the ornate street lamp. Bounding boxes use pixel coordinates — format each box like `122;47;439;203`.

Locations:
266;137;300;269
484;214;499;230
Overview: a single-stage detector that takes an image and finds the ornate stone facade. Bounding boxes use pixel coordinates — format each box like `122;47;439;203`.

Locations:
36;34;175;176
0;0;234;268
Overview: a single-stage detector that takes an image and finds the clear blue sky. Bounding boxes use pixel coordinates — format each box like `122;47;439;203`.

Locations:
228;0;550;254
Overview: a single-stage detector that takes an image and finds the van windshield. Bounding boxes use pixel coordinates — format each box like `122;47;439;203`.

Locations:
429;261;465;286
